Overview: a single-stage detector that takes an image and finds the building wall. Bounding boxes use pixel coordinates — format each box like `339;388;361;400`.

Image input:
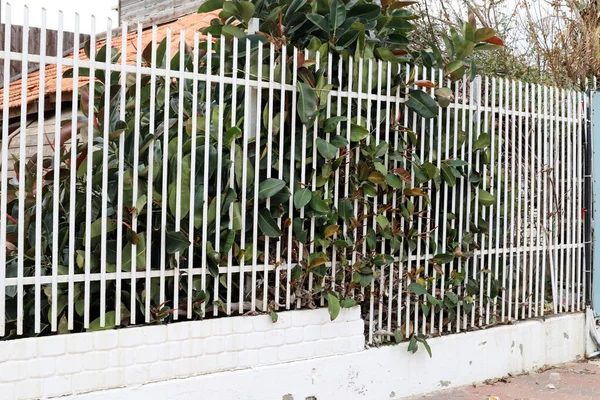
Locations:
6;109;72;177
119;0;205;27
0;307;365;400
68;312;587;400
0;308;587;400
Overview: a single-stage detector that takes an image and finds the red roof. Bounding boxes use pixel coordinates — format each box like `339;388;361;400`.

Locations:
0;12;218;112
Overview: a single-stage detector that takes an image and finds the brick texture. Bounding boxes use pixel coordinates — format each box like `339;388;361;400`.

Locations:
0;307;364;399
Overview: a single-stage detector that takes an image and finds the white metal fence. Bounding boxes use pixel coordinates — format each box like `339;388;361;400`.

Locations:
0;6;591;343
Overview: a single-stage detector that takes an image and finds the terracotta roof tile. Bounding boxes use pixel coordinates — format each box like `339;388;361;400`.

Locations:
0;11;219;112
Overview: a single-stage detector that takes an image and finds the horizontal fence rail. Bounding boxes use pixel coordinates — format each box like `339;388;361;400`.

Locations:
0;6;591;343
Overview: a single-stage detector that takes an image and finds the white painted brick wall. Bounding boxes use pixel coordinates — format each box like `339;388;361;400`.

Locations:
0;307;364;399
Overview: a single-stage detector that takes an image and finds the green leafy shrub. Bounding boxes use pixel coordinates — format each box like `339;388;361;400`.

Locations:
3;0;504;348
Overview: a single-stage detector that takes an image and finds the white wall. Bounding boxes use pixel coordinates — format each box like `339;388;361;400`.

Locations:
0;310;586;400
0;307;365;400
67;313;586;400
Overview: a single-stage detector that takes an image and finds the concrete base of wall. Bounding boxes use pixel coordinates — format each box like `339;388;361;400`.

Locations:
69;312;586;400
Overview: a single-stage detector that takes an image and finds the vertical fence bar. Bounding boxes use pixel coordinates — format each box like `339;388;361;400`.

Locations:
345;56;353;299
465;76;476;329
457;75;468;331
450;77;460;331
560;88;567;312
325;51;334;307
225;36;238;315
551;86;559;313
384;61;393;334
534;83;542;316
296;48;309;309
540;85;548;316
332;54;343;296
549;87;559;313
285;48;298;310
485;77;496;325
203;34;213;314
493;78;503;322
68;13;81;331
264;42;275;312
173;31;186;320
188;31;200;318
143;26;158;325
520;82;528;321
33;9;46;333
501;78;510;322
83;16;96;329
439;70;450;332
515;80;523;321
157;28;172;319
559;88;566;312
215;34;226;316
405;63;414;338
308;50;320;300
430;66;441;335
15;6;29;335
0;3;10;336
528;83;535;319
473;76;483;327
325;51;336;306
507;80;516;321
114;19;127;326
274;43;285;310
372;58;382;343
570;90;577;312
130;24;143;322
479;76;490;327
410;65;420;334
98;17;112;328
251;43;263;313
239;38;250;313
575;89;587;311
396;62;404;335
51;11;66;331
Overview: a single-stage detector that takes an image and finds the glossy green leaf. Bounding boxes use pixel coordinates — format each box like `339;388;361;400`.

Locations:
408;282;428;296
350;124;370;141
309;196;329;213
330;0;347;29
258;209;282;237
236;1;255;23
329;135;349;148
259;178;287;200
323;116;347;133
406;90;437;119
294;188;313;209
474;27;496;42
431;253;455;265
297;82;318;125
478;189;496;206
166;231;190;254
307;13;329;32
338;199;354;221
327;293;341;320
198;0;225;13
316;138;338;159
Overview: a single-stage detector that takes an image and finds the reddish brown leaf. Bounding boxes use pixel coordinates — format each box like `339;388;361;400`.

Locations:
403;187;426;197
324;224;339;238
414;80;436;89
393;168;412;183
484;36;505;46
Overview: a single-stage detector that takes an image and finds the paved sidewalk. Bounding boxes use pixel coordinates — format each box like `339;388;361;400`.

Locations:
405;360;600;400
